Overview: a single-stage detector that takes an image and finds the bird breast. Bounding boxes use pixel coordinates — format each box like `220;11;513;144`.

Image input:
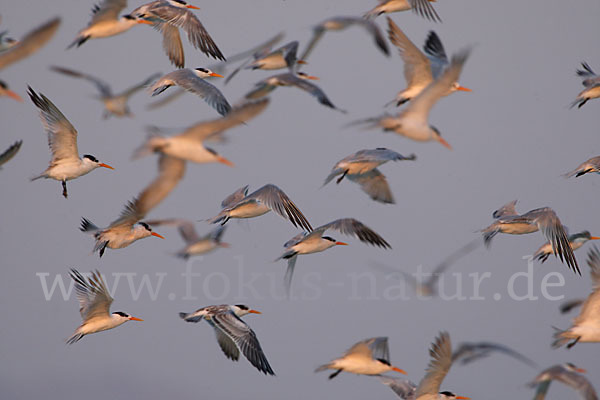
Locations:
228;202;270;218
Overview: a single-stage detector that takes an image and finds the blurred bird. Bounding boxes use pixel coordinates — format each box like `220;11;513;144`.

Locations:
560;298;585;314
0;17;60;71
571;62;600;108
133;98;269;163
0;17;18;51
245;71;345;112
481;200;579;274
146;219;228;258
0;79;22;101
350;49;471;149
277;218;390;296
68;0;138;48
565;156;600;178
28;87;114;198
150;68;231;115
179;304;274;375
553;246;600;348
451;341;537;368
67;269;143;344
131;0;225;67
322;148;416;204
50;66;160;118
207;184;313;231
529;363;596;400
315;337;406;378
386;18;471;106
534;230;599;263
0;140;22;169
299;16;389;63
79;155;185;257
379;377;469;400
364;0;441;22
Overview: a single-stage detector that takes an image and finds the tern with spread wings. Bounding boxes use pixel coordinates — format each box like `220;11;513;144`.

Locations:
146;220;228;258
529;363;596;400
364;0;441;22
68;0;137;48
566;156;600;178
571;62;600;108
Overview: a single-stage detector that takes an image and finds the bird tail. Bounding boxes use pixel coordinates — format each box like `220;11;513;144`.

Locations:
363;6;381;19
79;217;99;233
206;211;229;225
533;251;550;263
132;133;165;159
66;332;85;345
67;35;89;49
481;225;499;248
151;85;170;97
30;172;47;181
179;312;203;323
314;363;333;373
570;97;588;109
551;326;573;348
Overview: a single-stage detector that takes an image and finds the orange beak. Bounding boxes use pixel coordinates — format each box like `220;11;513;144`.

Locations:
438;136;452;150
335;241;348;246
391;366;407;375
218;156;234;167
186;5;200;9
99;163;114;170
297;60;308;65
455;397;470;400
248;309;261;314
151;232;165;239
5;89;23;102
456;85;472;92
129;317;144;321
576;367;587;373
209;72;224;78
590;237;600;240
305;75;319;80
219;242;230;248
136;19;153;25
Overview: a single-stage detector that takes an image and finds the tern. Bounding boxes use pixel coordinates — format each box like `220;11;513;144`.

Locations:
386;18;471;106
350;49;471;149
68;0;137;48
179;304;274;375
28;87;114;198
364;0;441;23
0;140;22;169
553;246;600;348
133;98;269;164
150;68;231;116
146;219;228;258
451;341;537;368
481;200;579;274
0;17;18;52
207;184;313;231
277;218;390;296
315;337;406;378
67;269;143;344
0;80;22;101
245;71;345;112
571;62;600;108
299;16;389;63
565;156;600;178
379;377;469;400
131;0;225;67
79;155;185;257
529;363;596;400
0;17;60;71
50;66;160;118
534;230;599;263
322;148;416;204
559;298;585;314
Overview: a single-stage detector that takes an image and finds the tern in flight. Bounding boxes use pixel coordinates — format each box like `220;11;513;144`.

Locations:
146;220;228;259
534;230;599;263
451;341;537;368
364;0;441;23
529;363;596;400
571;62;600;108
565;156;600;178
0;140;22;169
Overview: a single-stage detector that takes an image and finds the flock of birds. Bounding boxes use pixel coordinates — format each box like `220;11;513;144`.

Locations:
1;0;599;399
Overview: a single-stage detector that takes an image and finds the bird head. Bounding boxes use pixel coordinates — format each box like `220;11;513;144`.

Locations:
323;236;348;247
112;311;143;322
451;82;472;93
169;0;200;9
297;72;319;80
439;391;470;400
233;304;261;316
564;362;587;373
575;231;600;243
0;80;23;102
82;154;114;170
138;222;165;239
376;358;406;375
194;67;223;79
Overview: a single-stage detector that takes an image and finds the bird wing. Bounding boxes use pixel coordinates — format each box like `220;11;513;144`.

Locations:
211;311;274;375
155;22;184;68
0;140;22;167
401;49;470;124
50;65;112;97
378;376;417;400
409;0;441;23
244;184;313;231
145;218;199;243
347;169;394;204
0;17;60;70
311;218;391;248
430;239;481;277
121;72;162;98
416;331;453;397
348;148;415;164
548;369;598;400
70;269;113;321
387;18;432;88
221;185;249;208
213;324;240;361
573;247;600;326
89;0;127;24
344;337;389;361
422;31;448;79
27;87;80;164
167;69;231;116
279;40;301;69
224;32;285;84
492;200;518;219
278;73;341;110
451;341;537;368
299;27;326;62
354;17;390;56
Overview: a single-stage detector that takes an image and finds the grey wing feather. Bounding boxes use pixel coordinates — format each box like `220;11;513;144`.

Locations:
90;0;127;24
369;336;391;362
244;80;277;100
284;255;298;298
416;332;452;397
314;218;391;248
299;28;325;62
386;18;432;90
492;200;518;218
214;327;240;361
410;0;441;22
246;184;313;231
423;31;448;78
532;366;598;400
572;247;600;326
347;169;394;204
221;185;249;208
378;376;417;400
0;140;22;167
50;65;112;97
122;72;162;98
281;74;342;111
0;17;60;70
156;22;184;68
451;342;537;368
69;269;113;320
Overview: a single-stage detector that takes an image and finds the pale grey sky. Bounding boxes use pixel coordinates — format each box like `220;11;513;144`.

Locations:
1;0;599;399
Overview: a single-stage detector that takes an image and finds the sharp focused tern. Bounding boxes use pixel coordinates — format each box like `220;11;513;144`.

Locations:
386;18;471;106
0;79;22;101
179;304;274;375
299;16;389;63
208;184;313;231
50;66;160;118
322;148;416;204
553;246;600;348
28;87;114;198
571;62;600;108
68;0;137;48
534;230;599;263
451;341;537;368
364;0;441;23
133;98;269;164
150;68;231;116
565;156;600;178
350;48;471;149
529;363;596;400
245;71;345;112
277;218;390;296
0;140;22;169
67;269;143;344
315;337;406;378
146;219;228;258
481;200;579;274
131;0;225;67
0;17;60;71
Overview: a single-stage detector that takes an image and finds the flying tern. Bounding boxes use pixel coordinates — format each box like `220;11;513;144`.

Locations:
0;17;60;71
364;0;441;22
28;87;114;198
0;140;22;169
146;219;228;258
451;341;537;368
179;304;274;375
0;80;22;101
571;62;600;108
529;363;596;400
534;230;599;263
68;0;137;48
565;156;600;178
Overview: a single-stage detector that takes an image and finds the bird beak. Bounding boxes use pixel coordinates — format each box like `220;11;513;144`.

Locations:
297;60;308;65
335;241;348;246
305;75;319;80
136;19;154;25
456;85;472;92
438;136;452;150
186;5;200;9
99;163;114;170
590;237;600;240
455;397;470;400
129;317;144;321
219;242;230;248
209;72;224;78
5;89;23;102
391;366;407;375
151;232;165;239
576;367;587;373
218;156;234;167
248;309;261;314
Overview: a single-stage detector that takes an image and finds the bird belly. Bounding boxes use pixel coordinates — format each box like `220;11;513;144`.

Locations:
229;203;270;219
333;357;387;375
46;162;91;180
79;317;123;335
253;55;287;70
498;222;538;235
163;141;217;164
186;241;216;256
581;85;600;100
104;97;128;116
294;240;334;255
571;324;600;342
380;0;411;13
345;161;381;175
85;21;133;38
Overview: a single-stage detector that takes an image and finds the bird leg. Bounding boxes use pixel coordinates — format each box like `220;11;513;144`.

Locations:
336;170;349;184
567;337;581;349
328;369;342;379
99;241;108;258
220;216;230;225
62;180;68;198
